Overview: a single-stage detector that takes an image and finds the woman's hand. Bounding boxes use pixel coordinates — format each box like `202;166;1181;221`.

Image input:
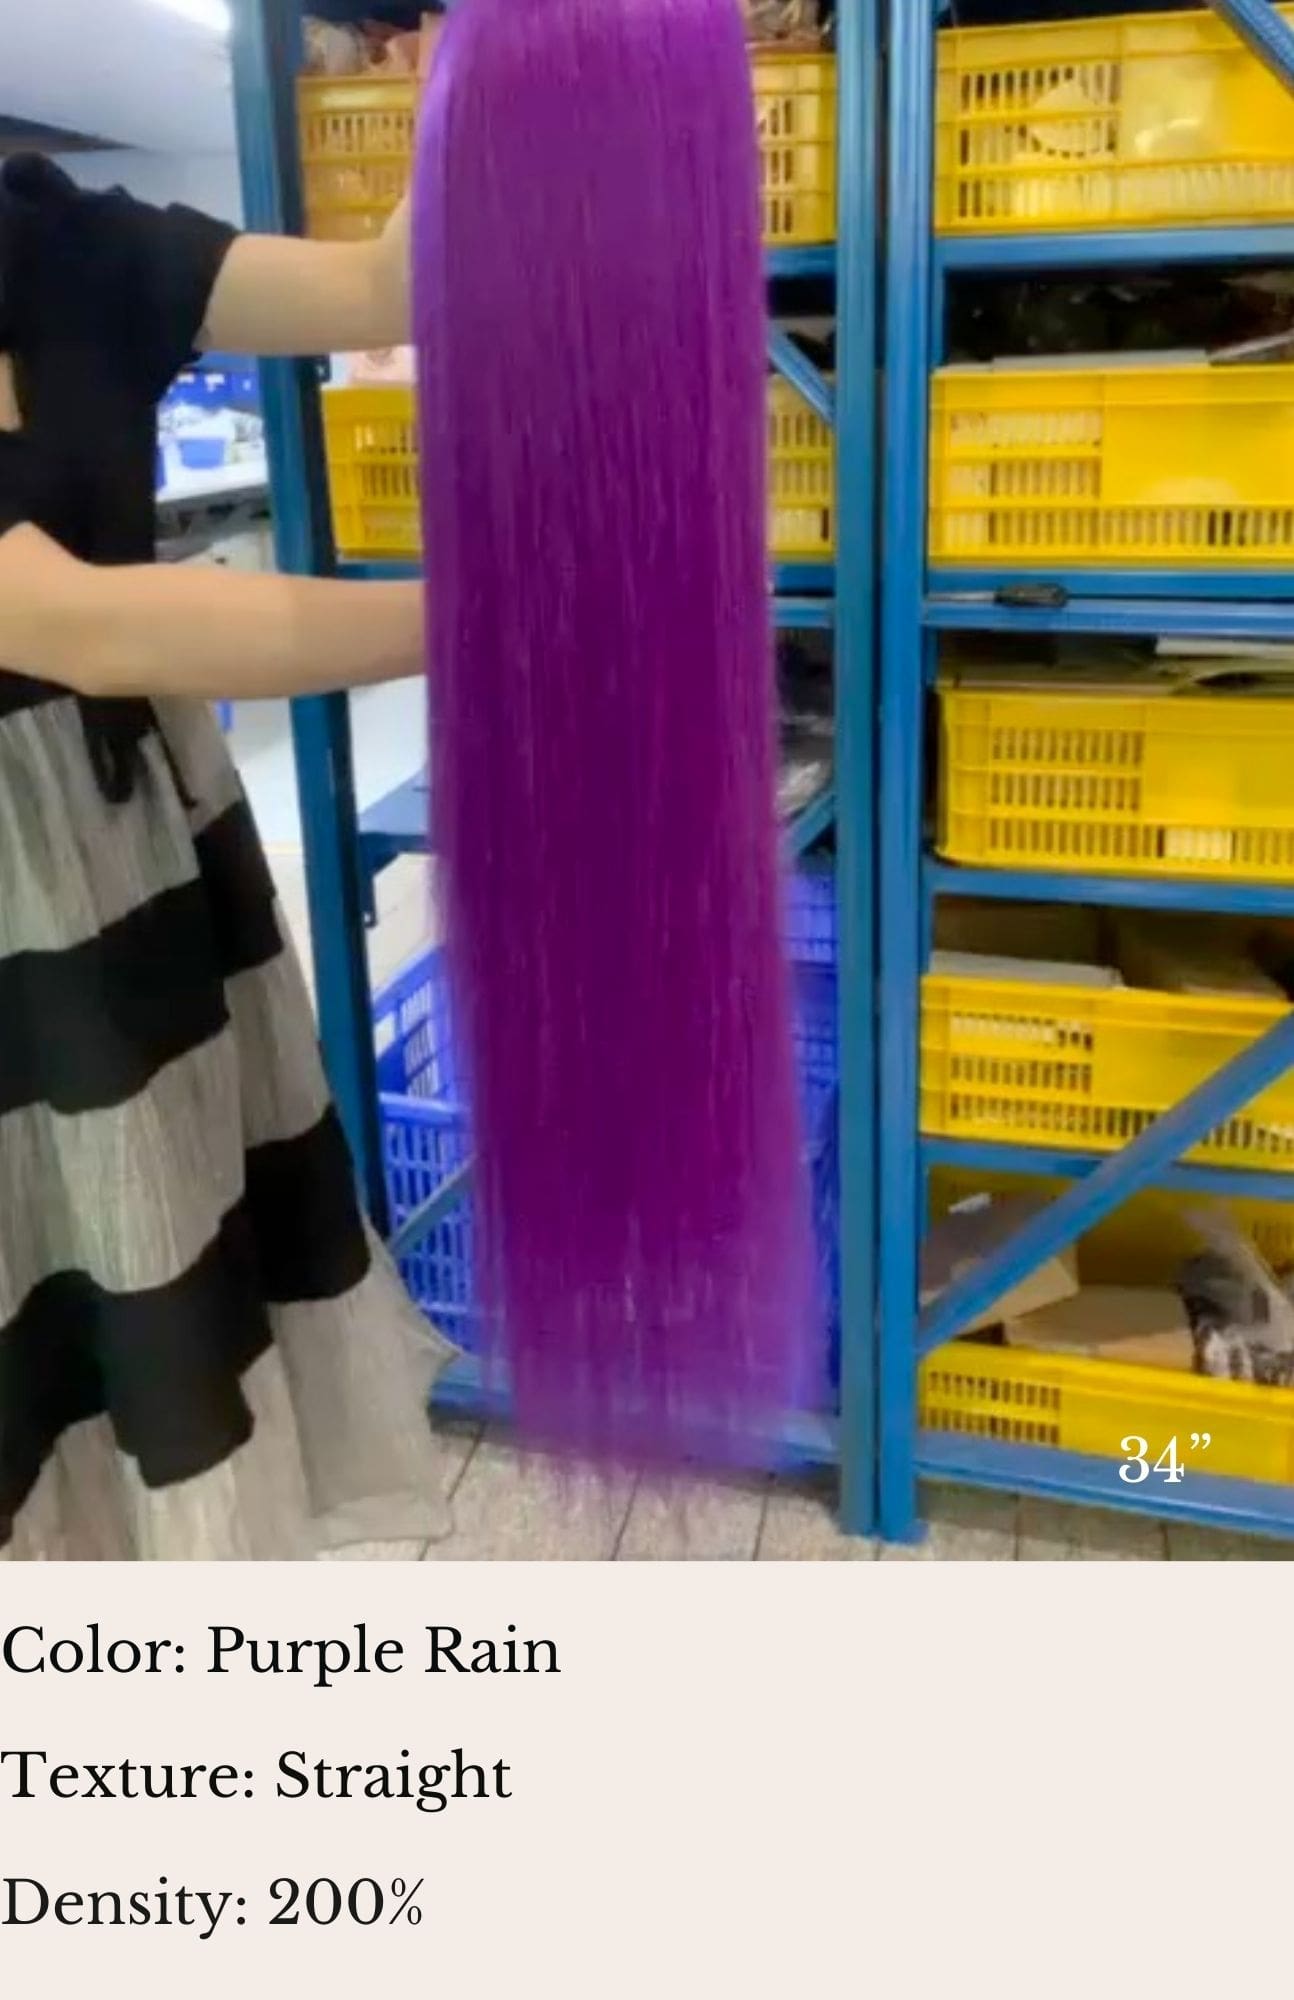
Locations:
199;191;412;358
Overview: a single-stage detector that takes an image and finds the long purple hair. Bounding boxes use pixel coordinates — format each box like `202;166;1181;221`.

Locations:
413;0;817;1467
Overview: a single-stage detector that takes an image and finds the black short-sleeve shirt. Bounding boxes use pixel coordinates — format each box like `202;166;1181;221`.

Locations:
0;153;238;564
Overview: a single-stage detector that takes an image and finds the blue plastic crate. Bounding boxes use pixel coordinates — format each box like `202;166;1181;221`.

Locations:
784;860;837;966
373;940;840;1354
812;1084;841;1390
178;436;227;471
794;963;838;1138
373;951;476;1344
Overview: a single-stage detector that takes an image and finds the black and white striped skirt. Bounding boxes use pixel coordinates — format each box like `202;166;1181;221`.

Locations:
0;686;456;1560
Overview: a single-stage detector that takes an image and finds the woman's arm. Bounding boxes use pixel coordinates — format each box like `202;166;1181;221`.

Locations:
199;197;411;356
0;524;423;701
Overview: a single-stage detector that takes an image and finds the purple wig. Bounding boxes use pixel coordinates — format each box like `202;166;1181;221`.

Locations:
413;0;817;1466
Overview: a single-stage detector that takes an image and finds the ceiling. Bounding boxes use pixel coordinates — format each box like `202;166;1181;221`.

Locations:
5;0;236;154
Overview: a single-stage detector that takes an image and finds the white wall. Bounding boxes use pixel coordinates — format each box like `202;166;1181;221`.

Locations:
8;0;235;153
66;149;243;226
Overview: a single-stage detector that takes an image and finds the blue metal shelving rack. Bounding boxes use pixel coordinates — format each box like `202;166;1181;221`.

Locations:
230;0;388;1229
877;0;1294;1543
229;0;879;1532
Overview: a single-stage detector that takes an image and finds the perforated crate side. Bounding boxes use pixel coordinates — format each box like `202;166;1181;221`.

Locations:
301;58;838;248
929;362;1294;570
934;6;1294;236
920;1340;1294;1486
920;974;1294;1173
937;683;1294;883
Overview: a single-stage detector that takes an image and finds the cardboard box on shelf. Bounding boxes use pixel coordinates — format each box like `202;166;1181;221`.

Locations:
921;1196;1079;1338
1004;1285;1196;1373
932;898;1105;968
929;950;1118;988
744;0;825;45
1109;913;1282;1002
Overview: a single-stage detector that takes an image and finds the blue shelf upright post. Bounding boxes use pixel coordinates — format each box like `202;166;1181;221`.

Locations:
229;0;389;1229
876;0;936;1544
833;0;881;1538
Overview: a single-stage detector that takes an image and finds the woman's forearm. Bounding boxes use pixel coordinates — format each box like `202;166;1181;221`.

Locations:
80;567;425;700
0;524;425;700
202;195;411;356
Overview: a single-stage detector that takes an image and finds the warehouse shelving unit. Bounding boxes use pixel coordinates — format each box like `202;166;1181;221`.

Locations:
230;0;389;1232
878;0;1294;1542
229;0;880;1532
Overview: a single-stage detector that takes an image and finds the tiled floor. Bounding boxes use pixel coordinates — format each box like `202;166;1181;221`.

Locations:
247;736;1289;1565
341;1424;1294;1562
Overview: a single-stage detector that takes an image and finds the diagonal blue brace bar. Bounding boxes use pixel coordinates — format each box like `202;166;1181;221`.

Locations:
783;787;836;858
767;328;836;428
1208;0;1294;95
918;1008;1294;1356
388;1162;474;1263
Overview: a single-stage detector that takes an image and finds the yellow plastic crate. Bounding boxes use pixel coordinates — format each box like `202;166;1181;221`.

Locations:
323;380;835;562
936;4;1294;235
753;51;837;245
299;76;418;242
768;374;835;559
323;386;419;560
920;1341;1294;1486
929;361;1294;569
921;973;1294;1172
938;684;1294;881
929;1167;1294;1285
299;55;836;247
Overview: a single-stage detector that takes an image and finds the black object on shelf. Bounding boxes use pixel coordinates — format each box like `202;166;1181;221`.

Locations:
993;582;1069;610
947;0;1185;22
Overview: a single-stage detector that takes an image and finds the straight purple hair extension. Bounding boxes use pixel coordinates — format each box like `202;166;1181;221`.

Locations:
413;0;819;1467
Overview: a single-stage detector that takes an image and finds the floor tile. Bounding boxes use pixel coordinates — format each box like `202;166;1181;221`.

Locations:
1167;1524;1294;1561
617;1477;768;1561
319;1541;428;1561
427;1414;484;1492
424;1431;632;1561
878;1483;1018;1561
757;1479;877;1560
319;1421;480;1561
1018;1499;1167;1562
